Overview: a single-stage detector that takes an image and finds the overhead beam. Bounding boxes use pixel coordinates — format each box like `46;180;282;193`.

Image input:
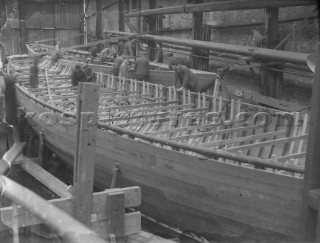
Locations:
125;0;316;18
105;30;312;66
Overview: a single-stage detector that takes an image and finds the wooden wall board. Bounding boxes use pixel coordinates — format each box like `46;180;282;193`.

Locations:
55;2;81;29
25;2;54;28
55;30;80;47
26;29;54;45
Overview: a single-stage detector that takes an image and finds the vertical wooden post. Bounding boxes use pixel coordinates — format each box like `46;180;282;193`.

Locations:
119;0;129;32
107;191;125;243
191;0;209;71
148;0;157;61
96;0;102;40
38;130;44;166
18;0;27;54
260;7;283;98
79;0;85;44
73;83;100;227
301;44;320;241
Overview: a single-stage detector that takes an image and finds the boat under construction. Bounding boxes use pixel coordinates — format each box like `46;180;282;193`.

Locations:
0;0;319;242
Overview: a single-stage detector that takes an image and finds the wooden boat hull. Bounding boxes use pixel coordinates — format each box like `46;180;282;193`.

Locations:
15;85;304;240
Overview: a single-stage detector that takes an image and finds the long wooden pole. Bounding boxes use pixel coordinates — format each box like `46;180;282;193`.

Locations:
105;30;312;66
125;0;316;18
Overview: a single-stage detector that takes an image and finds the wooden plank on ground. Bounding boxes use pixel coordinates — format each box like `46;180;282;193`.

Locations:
20;157;72;198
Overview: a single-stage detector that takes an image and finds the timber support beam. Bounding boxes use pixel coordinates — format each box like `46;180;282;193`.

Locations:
125;0;316;18
260;7;283;98
301;44;320;241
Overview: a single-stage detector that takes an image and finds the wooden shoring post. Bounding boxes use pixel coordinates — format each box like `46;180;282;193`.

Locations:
260;7;283;98
73;82;100;227
110;163;121;189
38;130;44;166
301;43;320;241
106;190;125;243
18;0;27;54
0;94;4;122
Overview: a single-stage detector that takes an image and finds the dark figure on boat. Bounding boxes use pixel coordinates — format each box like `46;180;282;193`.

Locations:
82;63;96;82
119;58;130;80
99;47;117;64
155;42;163;63
0;43;8;73
29;55;40;88
128;38;138;58
51;50;62;63
111;56;124;77
71;64;87;86
171;64;217;93
134;54;149;82
118;39;130;57
90;43;104;61
0;74;17;125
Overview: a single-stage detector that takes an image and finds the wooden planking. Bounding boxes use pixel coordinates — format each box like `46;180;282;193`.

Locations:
277;152;307;162
226;134;308;153
169;124;266;141
20;157;72;198
200;130;286;148
95;131;304;236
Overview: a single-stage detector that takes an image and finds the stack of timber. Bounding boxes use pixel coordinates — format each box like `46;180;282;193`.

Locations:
7;55;309;240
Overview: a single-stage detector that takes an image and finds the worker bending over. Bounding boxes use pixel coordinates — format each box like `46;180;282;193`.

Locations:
29;55;40;88
170;63;218;93
119;58;130;80
134;53;149;82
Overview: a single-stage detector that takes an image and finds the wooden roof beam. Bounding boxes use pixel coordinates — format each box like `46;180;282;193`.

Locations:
125;0;316;18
